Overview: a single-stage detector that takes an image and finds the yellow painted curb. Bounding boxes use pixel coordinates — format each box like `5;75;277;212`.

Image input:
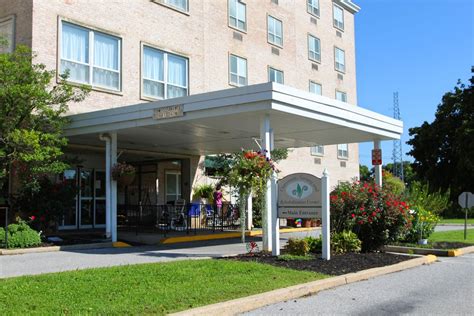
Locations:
113;241;131;248
426;254;438;263
448;249;460;257
160;227;318;244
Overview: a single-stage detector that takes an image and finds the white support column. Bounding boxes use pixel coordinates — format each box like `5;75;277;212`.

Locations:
322;168;330;260
270;128;280;256
101;134;112;239
111;132;118;243
374;140;382;187
260;115;272;252
246;193;253;231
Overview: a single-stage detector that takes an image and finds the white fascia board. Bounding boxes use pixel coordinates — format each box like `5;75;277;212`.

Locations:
334;0;361;13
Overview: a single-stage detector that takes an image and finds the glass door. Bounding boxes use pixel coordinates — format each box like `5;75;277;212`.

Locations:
79;169;93;228
94;171;106;227
165;171;181;203
59;169;78;229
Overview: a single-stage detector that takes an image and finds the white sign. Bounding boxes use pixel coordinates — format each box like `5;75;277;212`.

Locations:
277;173;322;219
153;105;184;120
458;192;474;209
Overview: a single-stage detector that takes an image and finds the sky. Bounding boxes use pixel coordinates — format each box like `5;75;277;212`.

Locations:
355;0;474;167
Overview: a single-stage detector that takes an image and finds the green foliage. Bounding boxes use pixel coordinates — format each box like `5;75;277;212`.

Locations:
359;164;372;182
407;181;451;215
192;184;215;201
12;176;77;232
304;236;322;253
383;162;416;186
0;45;89;194
382;171;405;196
407;75;473;206
285;237;310;256
0;219;41;248
330;181;412;252
331;230;361;254
277;254;314;261
404;206;439;243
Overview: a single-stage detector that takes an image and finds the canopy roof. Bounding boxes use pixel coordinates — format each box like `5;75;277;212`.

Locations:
65;82;402;156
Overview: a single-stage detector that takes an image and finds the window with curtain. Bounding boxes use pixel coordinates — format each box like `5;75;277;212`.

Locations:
337;144;349;159
267;15;283;47
335;47;345;73
229;54;247;87
309;81;322;95
0;16;15;53
268;67;284;84
308;34;321;62
60;21;121;90
142;45;188;100
336;90;347;102
307;0;320;17
310;145;324;156
164;0;188;12
229;0;246;31
333;4;344;30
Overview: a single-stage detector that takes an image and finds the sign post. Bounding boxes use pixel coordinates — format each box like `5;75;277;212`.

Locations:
458;192;474;240
321;169;330;260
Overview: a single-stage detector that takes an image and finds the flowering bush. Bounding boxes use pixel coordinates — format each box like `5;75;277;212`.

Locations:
111;162;135;181
0;219;42;248
330;181;412;252
404;206;439;243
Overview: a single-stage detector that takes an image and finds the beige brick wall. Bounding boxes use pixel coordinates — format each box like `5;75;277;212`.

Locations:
4;0;361;187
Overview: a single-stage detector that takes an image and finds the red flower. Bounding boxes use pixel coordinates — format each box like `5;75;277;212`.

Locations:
372;211;377;217
351;213;355;218
30;215;36;221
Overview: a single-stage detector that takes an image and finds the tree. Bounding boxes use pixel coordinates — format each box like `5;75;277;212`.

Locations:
359;164;372;182
407;71;473;202
382;161;416;186
0;45;88;200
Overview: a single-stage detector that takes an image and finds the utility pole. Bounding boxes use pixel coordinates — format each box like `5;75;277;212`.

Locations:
392;92;404;182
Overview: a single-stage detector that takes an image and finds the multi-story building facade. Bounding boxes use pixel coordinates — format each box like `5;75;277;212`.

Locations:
0;0;363;232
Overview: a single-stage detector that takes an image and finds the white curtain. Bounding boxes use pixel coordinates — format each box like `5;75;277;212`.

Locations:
143;47;164;98
167;55;187;98
61;22;89;83
165;0;187;11
93;33;119;89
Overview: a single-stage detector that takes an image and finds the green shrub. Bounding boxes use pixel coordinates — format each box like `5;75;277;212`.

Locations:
285;238;310;256
331;230;361;254
330;181;412;252
304;236;322;253
0;220;42;248
192;184;215;202
404;206;439;243
382;171;405;196
407;181;451;216
277;254;313;261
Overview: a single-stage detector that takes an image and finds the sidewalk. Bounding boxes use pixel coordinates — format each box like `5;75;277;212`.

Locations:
0;230;319;278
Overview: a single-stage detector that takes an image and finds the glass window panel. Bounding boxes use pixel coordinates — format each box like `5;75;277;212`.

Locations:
93;68;119;89
166;173;177;195
237;57;246;77
95;200;106;225
62;22;89;63
94;33;119;71
165;0;188;11
230;55;238;73
0;17;15;53
167;85;187;98
61;60;89;84
95;171;106;198
143;79;164;98
143;47;164;81
310;82;322;95
167;55;187;87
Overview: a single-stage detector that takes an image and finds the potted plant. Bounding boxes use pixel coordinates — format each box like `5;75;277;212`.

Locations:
192;184;214;204
111;162;136;187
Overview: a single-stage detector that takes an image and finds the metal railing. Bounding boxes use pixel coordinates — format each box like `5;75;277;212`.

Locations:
117;202;240;236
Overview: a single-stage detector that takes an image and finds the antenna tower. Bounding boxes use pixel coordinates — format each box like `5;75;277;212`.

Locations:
392;92;404;181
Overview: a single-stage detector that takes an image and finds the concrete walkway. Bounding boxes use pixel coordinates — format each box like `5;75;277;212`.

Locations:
0;230;319;278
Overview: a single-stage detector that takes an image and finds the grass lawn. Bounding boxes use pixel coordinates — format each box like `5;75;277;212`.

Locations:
429;229;474;244
0;259;327;315
439;218;474;225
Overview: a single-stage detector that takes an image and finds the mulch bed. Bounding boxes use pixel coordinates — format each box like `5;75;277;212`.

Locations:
225;251;412;276
391;241;473;249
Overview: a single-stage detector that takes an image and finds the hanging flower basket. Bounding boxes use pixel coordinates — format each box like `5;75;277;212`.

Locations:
111;163;136;187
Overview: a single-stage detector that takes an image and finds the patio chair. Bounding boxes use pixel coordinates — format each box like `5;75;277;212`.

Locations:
170;199;187;231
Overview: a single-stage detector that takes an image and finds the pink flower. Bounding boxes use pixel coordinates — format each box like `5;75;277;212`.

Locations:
30;215;36;221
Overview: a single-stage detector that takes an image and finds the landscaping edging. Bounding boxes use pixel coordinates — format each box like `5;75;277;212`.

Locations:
171;255;437;316
385;245;474;257
0;241;130;256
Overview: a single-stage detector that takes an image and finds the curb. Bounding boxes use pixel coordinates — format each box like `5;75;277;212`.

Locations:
0;241;131;256
385;244;474;257
160;227;318;244
170;255;437;316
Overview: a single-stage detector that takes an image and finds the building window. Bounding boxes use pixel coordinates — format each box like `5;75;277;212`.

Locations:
268;67;284;84
307;0;320;17
0;16;15;53
267;15;283;47
336;90;347;102
163;0;188;12
308;34;321;63
142;45;188;100
229;54;247;87
334;47;345;73
229;0;246;32
60;21;121;91
333;4;344;30
337;144;349;159
311;145;324;156
309;81;322;95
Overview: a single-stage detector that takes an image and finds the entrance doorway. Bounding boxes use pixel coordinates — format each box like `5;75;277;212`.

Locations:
165;170;181;204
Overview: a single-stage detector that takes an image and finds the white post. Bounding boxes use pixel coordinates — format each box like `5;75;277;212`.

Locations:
374;140;382;187
322;168;330;260
260;115;272;252
247;193;253;231
101;134;112;239
111;132;118;243
271;170;279;256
